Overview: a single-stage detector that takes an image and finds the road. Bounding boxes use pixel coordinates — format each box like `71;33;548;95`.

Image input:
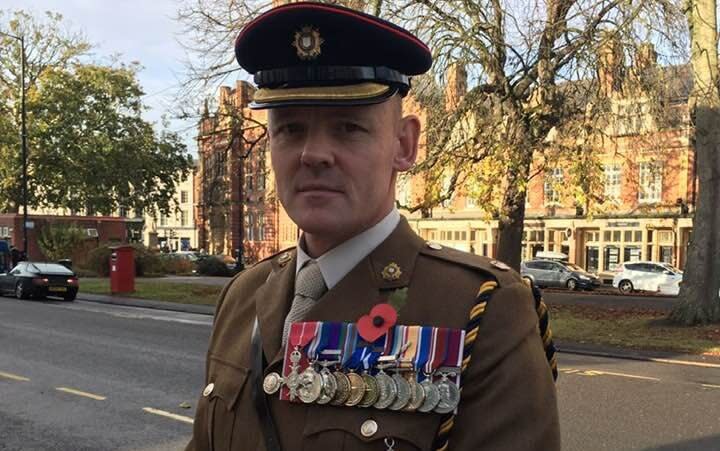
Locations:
1;296;718;450
0;298;210;451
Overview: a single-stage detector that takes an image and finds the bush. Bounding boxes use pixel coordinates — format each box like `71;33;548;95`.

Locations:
132;244;164;276
37;223;86;261
197;256;232;277
83;243;166;277
85;246;112;276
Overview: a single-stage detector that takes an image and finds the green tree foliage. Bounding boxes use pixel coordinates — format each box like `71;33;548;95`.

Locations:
29;63;193;215
37;222;86;261
0;10;193;216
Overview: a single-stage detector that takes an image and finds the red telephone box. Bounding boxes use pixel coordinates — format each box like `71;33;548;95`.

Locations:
110;245;135;294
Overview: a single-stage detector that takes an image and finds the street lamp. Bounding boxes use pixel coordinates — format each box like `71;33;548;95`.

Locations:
0;31;29;256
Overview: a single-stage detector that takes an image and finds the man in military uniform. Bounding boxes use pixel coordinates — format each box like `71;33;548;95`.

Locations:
186;2;560;450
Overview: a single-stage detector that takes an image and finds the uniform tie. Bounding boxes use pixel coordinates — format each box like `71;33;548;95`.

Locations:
282;260;327;347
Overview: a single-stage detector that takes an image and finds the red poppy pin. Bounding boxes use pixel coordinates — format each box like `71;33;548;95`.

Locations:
357;303;398;343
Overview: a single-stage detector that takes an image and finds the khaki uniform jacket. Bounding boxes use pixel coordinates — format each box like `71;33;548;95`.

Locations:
186;219;560;451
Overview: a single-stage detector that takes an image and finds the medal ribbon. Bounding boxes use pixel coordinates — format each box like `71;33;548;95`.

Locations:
400;325;420;366
423;327;449;380
347;346;371;371
289;321;319;348
340;323;358;367
390;325;406;357
381;326;395;355
363;349;381;372
306;321;326;361
413;326;433;377
443;329;463;368
317;322;342;359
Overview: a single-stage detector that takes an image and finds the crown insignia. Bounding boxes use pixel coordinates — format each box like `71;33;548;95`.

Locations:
292;26;323;60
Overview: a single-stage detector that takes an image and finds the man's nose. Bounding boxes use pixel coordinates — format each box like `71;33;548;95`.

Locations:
300;130;335;168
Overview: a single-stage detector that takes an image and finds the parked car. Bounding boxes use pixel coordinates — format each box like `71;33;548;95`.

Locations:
612;261;683;294
0;262;79;301
521;259;601;290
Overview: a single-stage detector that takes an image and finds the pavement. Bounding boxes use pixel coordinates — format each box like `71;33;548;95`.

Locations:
76;290;720;367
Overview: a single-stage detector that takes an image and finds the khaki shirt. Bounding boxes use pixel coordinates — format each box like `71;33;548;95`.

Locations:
186;218;560;451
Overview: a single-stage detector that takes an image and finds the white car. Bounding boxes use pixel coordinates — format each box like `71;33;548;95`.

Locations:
612;261;683;294
658;278;720;297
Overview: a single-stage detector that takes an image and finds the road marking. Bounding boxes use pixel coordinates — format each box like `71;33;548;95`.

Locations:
55;387;106;401
560;367;660;381
0;371;30;382
647;357;720;369
701;384;720;389
595;370;660;381
143;407;194;424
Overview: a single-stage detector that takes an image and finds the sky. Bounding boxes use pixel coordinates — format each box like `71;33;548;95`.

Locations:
5;0;204;154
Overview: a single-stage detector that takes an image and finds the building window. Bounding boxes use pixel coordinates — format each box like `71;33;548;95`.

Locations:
638;162;662;203
246;212;254;241
180;210;188;227
466;195;476;208
257;153;266;191
544;168;563;205
119;206;128;217
160;215;168;227
181;191;189;204
245;161;254;192
603;164;621;200
258;214;265;241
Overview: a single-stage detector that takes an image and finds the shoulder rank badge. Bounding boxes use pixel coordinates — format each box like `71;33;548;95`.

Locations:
292;25;323;60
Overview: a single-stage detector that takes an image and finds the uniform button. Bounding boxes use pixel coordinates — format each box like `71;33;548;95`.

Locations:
490;259;511;271
203;382;215;397
278;252;291;266
360;419;378;438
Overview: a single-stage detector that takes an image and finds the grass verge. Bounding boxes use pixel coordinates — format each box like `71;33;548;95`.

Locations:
551;304;720;356
79;278;222;306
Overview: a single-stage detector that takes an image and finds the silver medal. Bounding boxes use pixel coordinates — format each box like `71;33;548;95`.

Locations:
316;366;338;405
388;372;411;411
298;367;323;404
286;348;303;400
434;374;461;414
262;372;283;395
418;378;441;412
372;370;397;409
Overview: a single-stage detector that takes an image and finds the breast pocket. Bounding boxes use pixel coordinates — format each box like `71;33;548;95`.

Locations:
193;357;260;451
302;405;441;451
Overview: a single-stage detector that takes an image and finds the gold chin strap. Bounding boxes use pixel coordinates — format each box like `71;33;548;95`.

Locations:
254;82;390;103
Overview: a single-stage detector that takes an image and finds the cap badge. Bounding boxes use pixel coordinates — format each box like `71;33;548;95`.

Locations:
381;262;402;281
292;25;323;60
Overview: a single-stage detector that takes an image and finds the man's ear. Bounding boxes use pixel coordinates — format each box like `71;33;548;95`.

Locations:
394;115;421;172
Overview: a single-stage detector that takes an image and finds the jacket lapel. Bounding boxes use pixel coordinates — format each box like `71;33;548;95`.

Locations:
253;250;296;364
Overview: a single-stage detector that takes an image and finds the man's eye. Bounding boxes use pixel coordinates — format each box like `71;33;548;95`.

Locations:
341;122;366;133
274;123;304;136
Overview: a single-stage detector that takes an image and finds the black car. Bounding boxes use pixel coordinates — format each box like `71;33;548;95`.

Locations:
0;262;79;301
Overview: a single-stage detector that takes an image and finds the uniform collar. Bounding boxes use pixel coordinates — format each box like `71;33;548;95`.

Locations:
295;208;401;289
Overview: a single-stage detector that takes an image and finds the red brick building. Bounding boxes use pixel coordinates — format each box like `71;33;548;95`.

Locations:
0;213;131;263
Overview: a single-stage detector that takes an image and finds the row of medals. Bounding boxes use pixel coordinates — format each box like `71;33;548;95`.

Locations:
263;348;461;414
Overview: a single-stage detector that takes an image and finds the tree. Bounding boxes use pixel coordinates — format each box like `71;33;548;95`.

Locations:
670;0;720;325
1;10;194;216
0;10;90;213
37;222;86;261
378;0;684;270
29;63;193;216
